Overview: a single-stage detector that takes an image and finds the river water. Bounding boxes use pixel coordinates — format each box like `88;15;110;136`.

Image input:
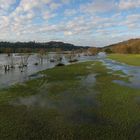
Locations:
101;59;140;89
0;53;140;89
0;53;96;88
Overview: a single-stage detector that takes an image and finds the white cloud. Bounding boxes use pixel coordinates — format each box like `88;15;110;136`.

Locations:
0;0;15;8
80;0;117;14
119;0;140;10
64;9;77;16
42;11;56;20
49;2;61;10
64;31;73;35
121;14;140;29
15;0;51;13
0;0;16;15
0;0;139;46
61;0;71;4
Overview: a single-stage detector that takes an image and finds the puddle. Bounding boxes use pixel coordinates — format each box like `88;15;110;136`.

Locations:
112;80;139;89
11;95;46;108
81;74;97;87
0;53;98;89
86;66;92;69
68;109;111;125
28;73;45;80
11;85;99;108
8;58;100;125
10;78;100;124
10;89;55;109
101;59;140;89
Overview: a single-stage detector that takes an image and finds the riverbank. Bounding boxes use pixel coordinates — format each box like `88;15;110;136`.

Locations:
0;61;140;139
108;54;140;66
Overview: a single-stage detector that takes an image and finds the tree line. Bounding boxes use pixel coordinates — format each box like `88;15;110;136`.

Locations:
0;41;89;53
103;39;140;54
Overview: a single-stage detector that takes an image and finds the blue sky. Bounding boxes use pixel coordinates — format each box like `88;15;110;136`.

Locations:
0;0;140;47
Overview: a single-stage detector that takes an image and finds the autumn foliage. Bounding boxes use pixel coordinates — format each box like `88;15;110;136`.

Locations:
105;39;140;54
88;47;99;55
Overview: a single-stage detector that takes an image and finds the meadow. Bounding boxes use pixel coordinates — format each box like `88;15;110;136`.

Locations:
108;54;140;66
0;58;140;140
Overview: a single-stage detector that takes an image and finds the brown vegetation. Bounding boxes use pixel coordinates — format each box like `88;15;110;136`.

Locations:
88;47;99;55
104;38;140;54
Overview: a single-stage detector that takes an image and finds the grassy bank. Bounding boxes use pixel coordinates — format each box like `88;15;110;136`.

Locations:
0;61;140;140
108;54;140;66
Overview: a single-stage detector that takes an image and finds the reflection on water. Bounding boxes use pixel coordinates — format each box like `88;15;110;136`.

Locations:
0;54;56;88
8;55;140;126
11;78;100;124
101;59;140;89
81;74;97;87
0;53;97;88
0;53;140;89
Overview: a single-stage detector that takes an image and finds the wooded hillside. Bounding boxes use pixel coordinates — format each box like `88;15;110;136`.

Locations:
104;39;140;54
0;41;89;53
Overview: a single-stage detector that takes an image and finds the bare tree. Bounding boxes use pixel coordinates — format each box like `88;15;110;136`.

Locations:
68;50;78;63
19;53;31;68
55;48;63;63
87;48;99;55
37;49;46;64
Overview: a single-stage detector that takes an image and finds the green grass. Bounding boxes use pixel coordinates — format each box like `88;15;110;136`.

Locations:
0;61;140;140
108;54;140;66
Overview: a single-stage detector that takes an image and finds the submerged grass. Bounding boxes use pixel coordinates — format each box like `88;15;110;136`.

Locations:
108;54;140;66
0;61;140;139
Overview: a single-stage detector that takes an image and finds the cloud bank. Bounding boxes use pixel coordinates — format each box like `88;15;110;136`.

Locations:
0;0;140;47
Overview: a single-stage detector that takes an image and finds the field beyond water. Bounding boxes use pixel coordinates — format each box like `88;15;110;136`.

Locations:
108;54;140;66
0;60;140;140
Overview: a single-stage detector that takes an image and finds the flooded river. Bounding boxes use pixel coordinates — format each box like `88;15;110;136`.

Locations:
0;53;140;89
101;59;140;89
0;53;61;88
0;53;96;88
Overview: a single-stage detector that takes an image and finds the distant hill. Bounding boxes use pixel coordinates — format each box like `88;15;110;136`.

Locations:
0;41;89;53
1;39;140;54
103;38;140;54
